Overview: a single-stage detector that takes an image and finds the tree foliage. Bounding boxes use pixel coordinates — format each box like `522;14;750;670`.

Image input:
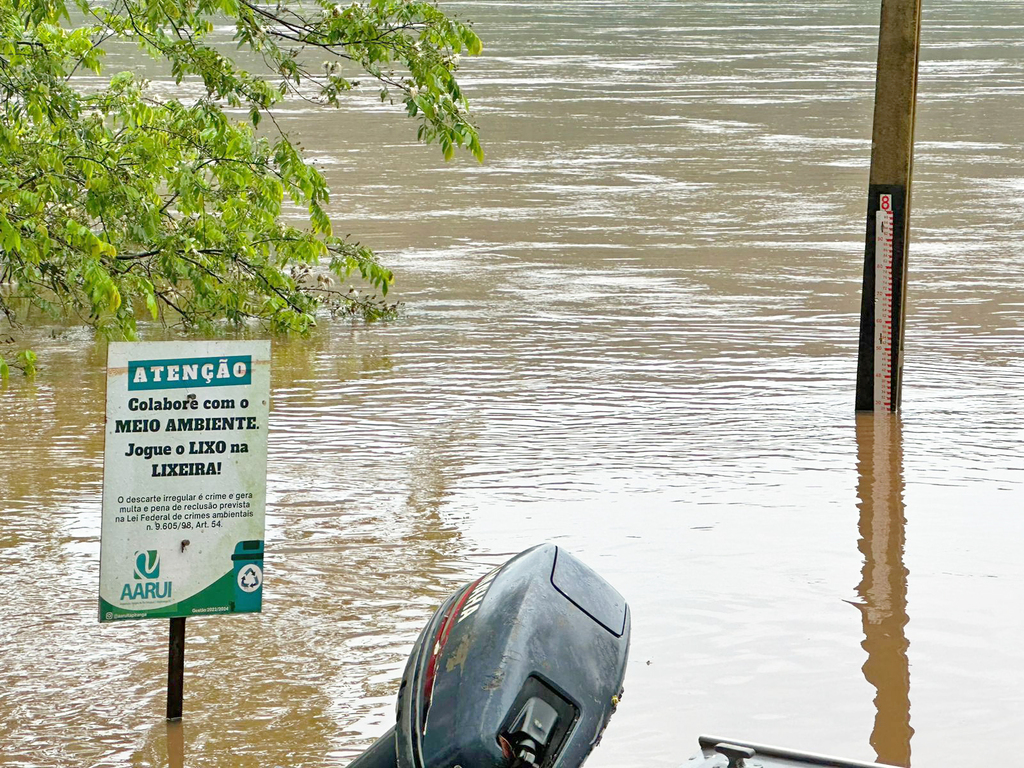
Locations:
0;0;483;378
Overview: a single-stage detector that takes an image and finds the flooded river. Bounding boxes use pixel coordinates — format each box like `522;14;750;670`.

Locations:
3;1;1024;766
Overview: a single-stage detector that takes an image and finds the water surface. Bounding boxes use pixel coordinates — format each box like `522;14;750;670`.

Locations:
2;1;1024;766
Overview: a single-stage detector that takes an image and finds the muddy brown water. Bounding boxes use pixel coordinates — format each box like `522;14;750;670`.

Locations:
3;1;1024;766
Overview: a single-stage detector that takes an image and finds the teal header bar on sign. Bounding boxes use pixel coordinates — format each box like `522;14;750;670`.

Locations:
128;356;252;391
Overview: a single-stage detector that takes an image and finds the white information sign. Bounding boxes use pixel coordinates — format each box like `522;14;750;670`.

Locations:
99;340;270;622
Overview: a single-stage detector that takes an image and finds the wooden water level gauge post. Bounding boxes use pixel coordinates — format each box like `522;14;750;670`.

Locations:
856;0;923;412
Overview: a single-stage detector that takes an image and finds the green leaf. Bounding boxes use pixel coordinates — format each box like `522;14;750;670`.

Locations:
464;29;483;56
17;350;37;377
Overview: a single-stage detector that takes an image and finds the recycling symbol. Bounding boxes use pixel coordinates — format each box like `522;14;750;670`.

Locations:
237;564;263;593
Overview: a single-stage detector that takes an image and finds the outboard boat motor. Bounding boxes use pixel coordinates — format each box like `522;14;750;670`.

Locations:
348;544;630;768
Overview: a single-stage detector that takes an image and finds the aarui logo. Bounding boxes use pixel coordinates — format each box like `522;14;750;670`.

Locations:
134;549;160;580
123;549;172;601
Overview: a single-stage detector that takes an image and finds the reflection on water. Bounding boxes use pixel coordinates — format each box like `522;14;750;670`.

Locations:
854;414;912;767
3;1;1024;766
166;722;184;768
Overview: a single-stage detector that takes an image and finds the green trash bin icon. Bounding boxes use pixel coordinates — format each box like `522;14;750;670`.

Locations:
232;540;264;612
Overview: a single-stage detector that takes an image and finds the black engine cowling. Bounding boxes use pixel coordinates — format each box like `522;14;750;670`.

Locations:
349;543;630;768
